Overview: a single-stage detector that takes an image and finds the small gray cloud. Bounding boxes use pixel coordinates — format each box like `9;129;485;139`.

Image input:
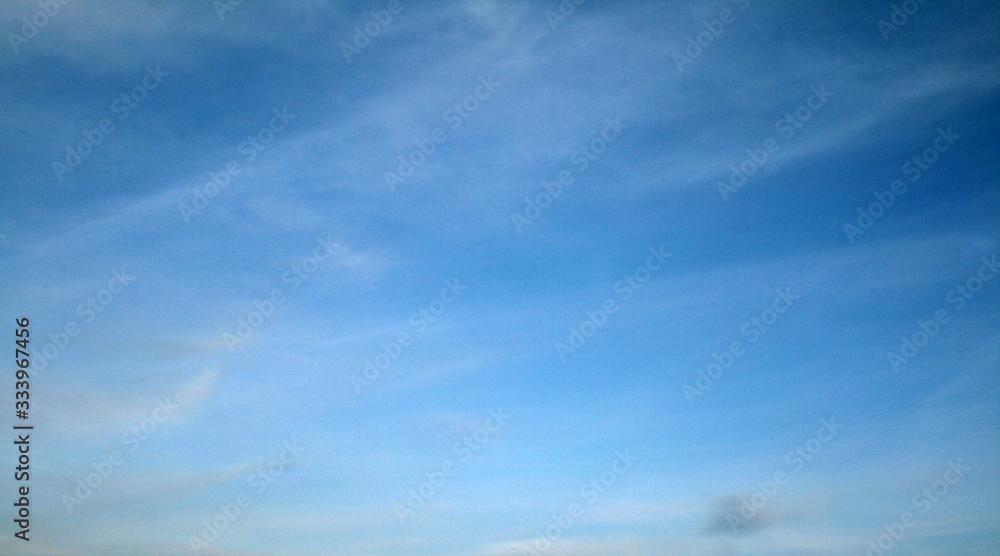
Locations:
703;493;783;537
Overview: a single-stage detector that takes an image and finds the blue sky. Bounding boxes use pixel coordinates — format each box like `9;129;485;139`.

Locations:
1;0;998;554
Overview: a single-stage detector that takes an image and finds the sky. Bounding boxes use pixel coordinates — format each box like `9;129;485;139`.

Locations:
0;0;998;554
